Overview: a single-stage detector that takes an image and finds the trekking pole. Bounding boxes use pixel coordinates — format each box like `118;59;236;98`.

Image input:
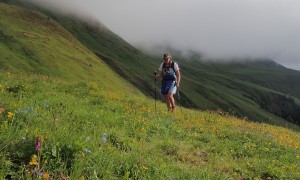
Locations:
155;77;157;110
177;88;183;114
153;71;157;111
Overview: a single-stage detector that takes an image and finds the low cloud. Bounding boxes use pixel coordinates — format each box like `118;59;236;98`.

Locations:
29;0;300;70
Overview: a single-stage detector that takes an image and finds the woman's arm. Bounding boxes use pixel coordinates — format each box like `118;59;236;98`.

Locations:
176;69;181;87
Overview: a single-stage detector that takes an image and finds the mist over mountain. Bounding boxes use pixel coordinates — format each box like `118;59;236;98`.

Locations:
25;0;300;70
23;0;300;70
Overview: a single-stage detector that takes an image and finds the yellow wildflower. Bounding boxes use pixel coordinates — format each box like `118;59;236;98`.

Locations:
43;172;49;180
7;112;14;119
29;155;38;165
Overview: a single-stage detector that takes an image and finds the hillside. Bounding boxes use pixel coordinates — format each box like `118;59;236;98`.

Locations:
2;0;300;127
0;2;300;179
178;57;300;125
0;2;138;92
1;70;300;179
39;5;300;126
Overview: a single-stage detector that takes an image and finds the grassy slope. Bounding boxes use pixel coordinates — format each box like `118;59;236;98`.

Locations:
47;12;159;95
176;58;298;126
49;12;300;126
0;2;137;92
1;68;300;179
0;3;300;179
2;1;300;127
3;0;300;126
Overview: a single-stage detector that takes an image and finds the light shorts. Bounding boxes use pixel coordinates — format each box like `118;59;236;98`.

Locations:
169;81;177;94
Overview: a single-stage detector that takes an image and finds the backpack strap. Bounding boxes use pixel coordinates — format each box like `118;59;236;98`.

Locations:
171;61;175;72
163;61;175;72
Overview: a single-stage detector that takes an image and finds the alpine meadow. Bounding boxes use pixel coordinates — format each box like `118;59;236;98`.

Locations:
0;1;300;179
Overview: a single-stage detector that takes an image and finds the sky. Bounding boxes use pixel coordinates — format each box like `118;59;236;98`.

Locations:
30;0;300;70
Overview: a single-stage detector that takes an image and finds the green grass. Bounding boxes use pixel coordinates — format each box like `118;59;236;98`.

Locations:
0;70;300;179
0;2;300;179
0;3;123;84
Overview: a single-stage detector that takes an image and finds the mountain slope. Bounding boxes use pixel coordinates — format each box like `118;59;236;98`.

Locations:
1;0;300;127
0;2;300;179
0;2;137;93
178;57;300;125
36;5;300;126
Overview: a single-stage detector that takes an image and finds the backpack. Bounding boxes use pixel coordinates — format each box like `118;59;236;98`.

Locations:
162;61;176;81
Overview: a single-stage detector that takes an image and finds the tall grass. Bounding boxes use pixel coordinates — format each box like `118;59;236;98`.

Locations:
1;71;299;179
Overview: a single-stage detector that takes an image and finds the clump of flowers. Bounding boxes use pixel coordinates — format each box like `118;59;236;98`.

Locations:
102;133;107;143
24;136;49;179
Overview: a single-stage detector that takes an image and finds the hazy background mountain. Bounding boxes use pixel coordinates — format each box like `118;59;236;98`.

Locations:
1;0;300;127
25;0;300;71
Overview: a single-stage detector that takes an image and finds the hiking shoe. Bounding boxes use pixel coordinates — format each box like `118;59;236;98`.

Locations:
171;106;176;112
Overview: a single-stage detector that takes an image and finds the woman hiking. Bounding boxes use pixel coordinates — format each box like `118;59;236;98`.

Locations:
154;52;181;112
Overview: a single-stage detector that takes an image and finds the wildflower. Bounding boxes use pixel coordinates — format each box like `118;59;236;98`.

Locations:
21;136;26;142
43;172;49;180
102;137;107;143
7;112;14;118
36;136;41;151
102;133;107;143
44;104;49;108
84;148;91;153
29;155;38;165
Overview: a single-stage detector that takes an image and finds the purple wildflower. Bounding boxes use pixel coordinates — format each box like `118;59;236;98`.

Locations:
36;136;41;151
